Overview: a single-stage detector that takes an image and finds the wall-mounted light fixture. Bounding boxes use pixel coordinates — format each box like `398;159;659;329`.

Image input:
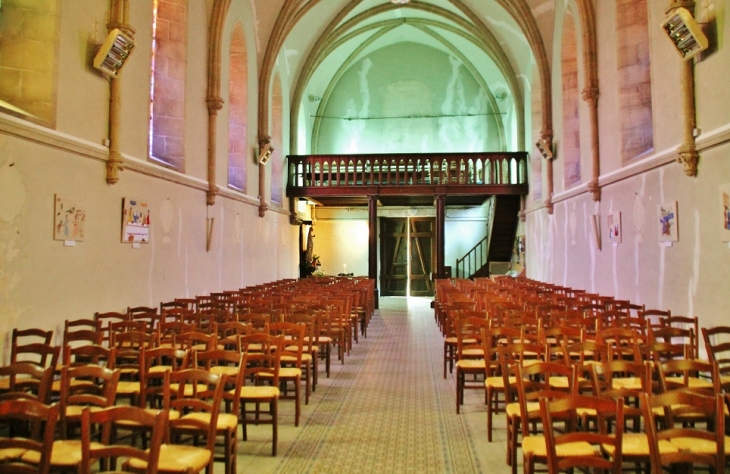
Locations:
257;143;274;165
93;28;135;77
536;138;553;160
662;7;708;61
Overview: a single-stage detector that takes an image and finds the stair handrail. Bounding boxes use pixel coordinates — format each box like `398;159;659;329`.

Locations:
454;198;496;279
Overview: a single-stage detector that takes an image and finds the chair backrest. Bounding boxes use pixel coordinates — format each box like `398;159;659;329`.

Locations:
11;343;60;370
176;331;217;352
80;405;167;474
540;394;624;474
269;322;305;366
0;362;54;403
0;399;59;474
11;328;53;347
216;321;251;351
701;325;730;375
193;349;246;417
63;344;115;369
63;319;104;350
592;360;651;416
94;311;128;346
454;316;488;360
240;333;284;387
656;358;719;393
515;361;577;437
61;364;121;412
641;391;725;474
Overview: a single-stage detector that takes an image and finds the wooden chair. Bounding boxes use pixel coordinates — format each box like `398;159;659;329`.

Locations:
518;362;577;474
131;368;224;474
701;325;730;390
282;312;318;392
59;364;121;439
268;322;305;424
110;330;155;406
454;316;488;414
80;405;167;474
641;391;726;474
193;350;246;474
593;361;674;472
0;398;59;474
238;333;284;456
17;365;119;473
540;394;624;474
498;342;546;473
483;326;521;442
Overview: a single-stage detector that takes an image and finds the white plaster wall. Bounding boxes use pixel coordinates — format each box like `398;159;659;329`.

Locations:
526;1;730;355
0;1;298;361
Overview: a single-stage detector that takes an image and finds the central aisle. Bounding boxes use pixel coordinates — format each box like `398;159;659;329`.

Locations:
238;296;511;474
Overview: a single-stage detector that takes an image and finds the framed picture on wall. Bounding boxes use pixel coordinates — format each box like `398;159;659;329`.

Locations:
121;198;150;243
607;212;622;243
721;185;730;242
658;201;679;242
54;194;86;241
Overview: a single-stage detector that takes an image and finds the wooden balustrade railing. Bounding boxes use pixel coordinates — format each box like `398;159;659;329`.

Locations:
286;152;528;192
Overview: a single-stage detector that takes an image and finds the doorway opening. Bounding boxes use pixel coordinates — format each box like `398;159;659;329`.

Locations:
380;217;434;297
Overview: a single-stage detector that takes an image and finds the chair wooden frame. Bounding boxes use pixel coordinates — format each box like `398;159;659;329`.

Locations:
80;405;168;474
0;398;59;474
641;391;726;474
540;394;624;474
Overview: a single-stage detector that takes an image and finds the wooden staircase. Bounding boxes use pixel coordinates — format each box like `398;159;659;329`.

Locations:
454;195;520;279
486;195;521;273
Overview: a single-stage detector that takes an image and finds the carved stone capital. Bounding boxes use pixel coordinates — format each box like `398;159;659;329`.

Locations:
519;209;526;223
206;97;224;113
666;1;695;14
258;201;268;217
677;144;699;177
540;130;554;143
582;87;600;105
206;184;219;206
588;179;601;201
106;152;124;185
545;197;554;215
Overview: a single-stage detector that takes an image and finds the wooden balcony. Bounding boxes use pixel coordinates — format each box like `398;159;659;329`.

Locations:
286;152;529;207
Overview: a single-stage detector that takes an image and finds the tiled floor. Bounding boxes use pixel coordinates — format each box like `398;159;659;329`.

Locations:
232;297;513;474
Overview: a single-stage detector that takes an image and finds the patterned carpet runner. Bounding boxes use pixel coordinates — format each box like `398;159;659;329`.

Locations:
274;296;483;473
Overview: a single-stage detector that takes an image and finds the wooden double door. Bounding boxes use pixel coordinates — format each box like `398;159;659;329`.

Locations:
380;217;434;297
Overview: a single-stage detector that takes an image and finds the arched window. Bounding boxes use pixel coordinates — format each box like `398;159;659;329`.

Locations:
0;0;58;125
227;22;247;192
616;0;653;162
149;0;187;171
270;73;283;206
562;10;581;186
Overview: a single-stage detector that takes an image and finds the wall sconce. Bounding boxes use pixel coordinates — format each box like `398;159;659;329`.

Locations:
536;138;553;160
257;143;274;165
93;28;135;77
662;7;708;61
